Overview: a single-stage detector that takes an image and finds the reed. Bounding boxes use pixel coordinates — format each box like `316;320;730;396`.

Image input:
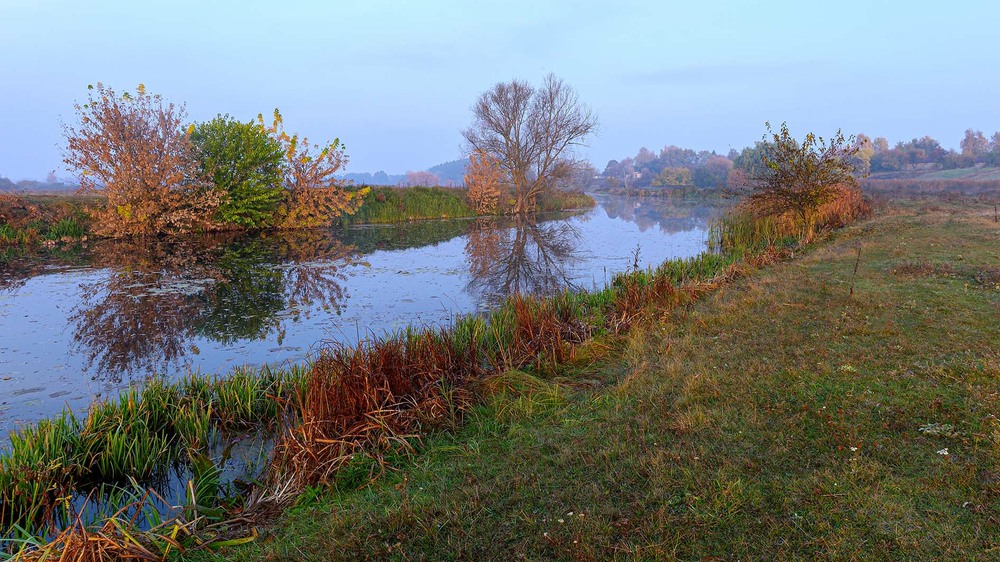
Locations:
43;218;87;240
0;413;81;533
344;186;476;225
0;365;308;539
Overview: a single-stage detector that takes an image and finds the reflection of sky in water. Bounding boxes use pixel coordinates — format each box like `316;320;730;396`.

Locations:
0;195;725;433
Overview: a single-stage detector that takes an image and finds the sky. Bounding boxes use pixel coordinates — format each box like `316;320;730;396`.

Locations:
2;0;1000;181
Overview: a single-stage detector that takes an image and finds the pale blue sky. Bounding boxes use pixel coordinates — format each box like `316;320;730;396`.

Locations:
2;0;999;180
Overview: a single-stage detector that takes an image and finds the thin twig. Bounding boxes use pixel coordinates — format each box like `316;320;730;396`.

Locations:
849;244;862;298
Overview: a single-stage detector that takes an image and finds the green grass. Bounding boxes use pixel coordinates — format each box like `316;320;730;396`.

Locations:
342;186;596;226
2;192;862;557
0;366;306;537
342;187;477;225
185;199;1000;561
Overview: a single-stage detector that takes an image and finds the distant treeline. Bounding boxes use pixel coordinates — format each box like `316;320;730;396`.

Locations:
599;146;734;190
598;128;1000;193
0;175;78;193
867;130;1000;173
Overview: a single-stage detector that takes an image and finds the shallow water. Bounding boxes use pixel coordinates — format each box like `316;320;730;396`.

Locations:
0;194;724;435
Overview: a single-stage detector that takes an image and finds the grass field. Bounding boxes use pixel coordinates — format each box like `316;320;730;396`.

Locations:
870;167;1000;181
341;186;595;226
190;198;1000;561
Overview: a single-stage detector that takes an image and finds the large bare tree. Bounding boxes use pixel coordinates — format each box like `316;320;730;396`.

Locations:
463;74;597;214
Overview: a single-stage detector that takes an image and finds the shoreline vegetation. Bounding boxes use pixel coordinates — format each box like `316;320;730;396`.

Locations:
1;187;870;559
0;187;596;249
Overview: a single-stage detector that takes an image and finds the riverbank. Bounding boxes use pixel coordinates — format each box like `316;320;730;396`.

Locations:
3;192;722;555
191;197;999;560
340;186;595;225
0;188;596;247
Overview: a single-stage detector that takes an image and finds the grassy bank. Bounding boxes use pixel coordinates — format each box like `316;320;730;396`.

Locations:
0;193;91;246
179;197;1000;561
0;188;595;247
340;186;595;225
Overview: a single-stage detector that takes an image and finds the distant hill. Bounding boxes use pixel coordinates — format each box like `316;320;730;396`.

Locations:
428;159;467;185
338;159;467;187
0;176;79;193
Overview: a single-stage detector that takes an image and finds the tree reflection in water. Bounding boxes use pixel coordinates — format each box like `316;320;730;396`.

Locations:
70;231;359;381
465;215;581;307
598;194;724;233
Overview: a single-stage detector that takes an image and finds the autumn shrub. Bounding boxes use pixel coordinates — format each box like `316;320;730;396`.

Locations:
465;149;503;214
63;87;366;237
63;84;221;237
257;110;367;229
740;123;863;238
190;115;285;229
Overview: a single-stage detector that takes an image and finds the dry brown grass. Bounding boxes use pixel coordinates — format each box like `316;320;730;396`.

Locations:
273;331;485;486
0;192;46;228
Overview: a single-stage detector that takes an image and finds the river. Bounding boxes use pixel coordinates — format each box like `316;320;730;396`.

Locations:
0;193;724;436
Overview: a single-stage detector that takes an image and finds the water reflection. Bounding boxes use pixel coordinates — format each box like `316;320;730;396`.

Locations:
0;245;89;293
597;193;724;233
465;215;581;306
70;232;359;381
0;195;728;428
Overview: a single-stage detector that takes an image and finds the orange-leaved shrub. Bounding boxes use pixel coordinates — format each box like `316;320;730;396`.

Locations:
63;83;221;237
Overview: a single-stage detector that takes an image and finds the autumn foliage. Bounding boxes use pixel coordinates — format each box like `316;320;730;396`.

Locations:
464;149;504;214
258;110;367;229
741;122;864;236
62;85;363;237
63;84;221;237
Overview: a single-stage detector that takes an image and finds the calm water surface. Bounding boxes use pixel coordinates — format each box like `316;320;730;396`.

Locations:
0;194;724;435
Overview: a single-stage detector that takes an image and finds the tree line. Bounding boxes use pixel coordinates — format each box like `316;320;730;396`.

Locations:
863;130;1000;172
601;128;1000;193
602;146;733;190
36;75;949;239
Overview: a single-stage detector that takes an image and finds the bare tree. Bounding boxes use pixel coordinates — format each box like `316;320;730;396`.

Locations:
404;170;440;187
463;74;597;214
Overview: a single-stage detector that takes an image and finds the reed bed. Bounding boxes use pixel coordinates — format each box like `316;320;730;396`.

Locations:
341;186;594;226
273;189;869;488
342;187;476;225
0;367;303;540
